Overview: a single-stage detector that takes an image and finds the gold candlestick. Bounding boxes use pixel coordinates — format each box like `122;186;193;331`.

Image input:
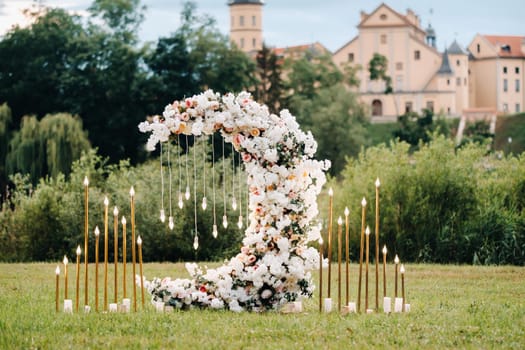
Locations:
94;226;100;312
122;216;127;299
357;197;366;313
83;176;89;307
327;188;333;298
375;178;380;311
63;255;68;300
344;207;349;306
400;264;406;312
337;217;343;312
365;226;370;311
318;237;323;312
75;245;81;312
394;254;400;298
113;206;119;303
55;266;60;313
103;196;109;311
382;245;387;297
130;186;137;312
137;236;145;308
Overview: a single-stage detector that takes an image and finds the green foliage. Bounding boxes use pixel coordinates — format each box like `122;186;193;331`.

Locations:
254;44;284;113
0;103;12;192
327;136;525;265
6;113;91;183
494;112;525;155
393;109;454;150
283;54;368;176
368;53;392;93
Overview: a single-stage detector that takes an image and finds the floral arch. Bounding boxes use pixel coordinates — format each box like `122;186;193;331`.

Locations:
139;90;329;311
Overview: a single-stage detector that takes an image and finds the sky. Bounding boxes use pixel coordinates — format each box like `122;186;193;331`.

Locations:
0;0;524;53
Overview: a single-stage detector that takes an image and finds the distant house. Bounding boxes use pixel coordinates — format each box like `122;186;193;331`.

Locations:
332;3;468;118
228;0;264;54
468;34;525;114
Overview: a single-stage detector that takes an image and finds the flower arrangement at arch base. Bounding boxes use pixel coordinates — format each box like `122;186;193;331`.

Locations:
139;90;330;312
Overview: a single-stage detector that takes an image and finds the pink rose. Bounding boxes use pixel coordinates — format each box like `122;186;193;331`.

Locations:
242;153;252;162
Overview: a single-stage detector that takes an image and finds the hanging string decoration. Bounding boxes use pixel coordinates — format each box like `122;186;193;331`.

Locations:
139;90;329;311
211;133;218;238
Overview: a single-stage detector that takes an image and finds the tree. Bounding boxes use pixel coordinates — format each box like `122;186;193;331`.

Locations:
254;45;284;113
6;113;91;183
283;54;368;176
0;103;12;195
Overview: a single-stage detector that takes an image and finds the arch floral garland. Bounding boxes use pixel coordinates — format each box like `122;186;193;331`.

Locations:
138;90;330;311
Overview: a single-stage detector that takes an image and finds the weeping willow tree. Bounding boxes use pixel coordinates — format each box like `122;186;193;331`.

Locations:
6;113;91;183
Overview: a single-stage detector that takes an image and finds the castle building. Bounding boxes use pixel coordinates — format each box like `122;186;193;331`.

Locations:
228;0;264;54
468;35;525;114
332;3;468;118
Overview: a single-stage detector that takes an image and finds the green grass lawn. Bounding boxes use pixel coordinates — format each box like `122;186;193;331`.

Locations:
0;262;524;349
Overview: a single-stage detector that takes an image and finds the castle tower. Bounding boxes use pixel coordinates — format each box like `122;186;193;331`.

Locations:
228;0;264;54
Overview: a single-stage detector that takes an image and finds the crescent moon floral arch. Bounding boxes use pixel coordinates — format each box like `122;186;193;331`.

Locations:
138;90;330;312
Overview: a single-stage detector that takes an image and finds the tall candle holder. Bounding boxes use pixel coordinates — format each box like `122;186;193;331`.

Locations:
130;187;137;312
327;188;333;299
337;217;342;312
374;178;380;311
365;226;370;312
94;226;100;312
382;245;387;297
394;254;400;298
113;206;119;303
75;245;81;312
400;264;406;312
344;207;350;306
103;196;109;311
357;197;366;313
55;266;60;312
137;236;145;308
83;176;89;307
318;236;323;313
63;255;68;300
122;216;127;299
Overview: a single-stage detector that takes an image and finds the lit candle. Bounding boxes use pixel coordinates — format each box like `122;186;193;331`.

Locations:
103;196;109;311
382;245;387;297
394;254;400;298
83;176;89;308
122;216;127;299
137;235;145;309
337;216;342;312
365;225;370;312
400;264;406;312
318;236;323;313
327;188;333;298
357;197;366;313
55;265;60;312
94;226;100;312
130;186;137;312
63;255;68;300
344;207;350;306
113;206;119;303
374;178;380;312
75;245;81;312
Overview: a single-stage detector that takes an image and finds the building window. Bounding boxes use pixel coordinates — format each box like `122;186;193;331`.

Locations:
456;59;460;66
447;79;450;86
252;38;256;49
380;34;387;44
516;67;520;74
503;66;507;74
252;16;256;26
414;50;420;60
447;107;451;115
348;53;354;62
405;102;413;114
396;62;403;70
503;103;508;112
380;14;387;20
516;79;520;92
456;77;461;86
396;75;403;91
426;101;434;113
372;100;382;116
240;16;244;26
477;43;480;53
240;38;245;49
503;79;508;92
516;104;521;113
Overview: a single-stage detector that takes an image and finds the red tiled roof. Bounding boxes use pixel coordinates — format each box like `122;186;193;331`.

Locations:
483;35;525;58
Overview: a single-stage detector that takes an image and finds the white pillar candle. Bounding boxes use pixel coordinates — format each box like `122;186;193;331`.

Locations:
155;301;165;312
109;303;118;312
323;298;332;313
122;298;131;313
366;309;374;314
348;302;357;313
84;305;91;314
293;301;303;313
383;297;392;313
394;297;403;313
63;299;73;313
405;304;411;312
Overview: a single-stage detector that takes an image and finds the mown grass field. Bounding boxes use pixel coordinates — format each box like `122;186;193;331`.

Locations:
0;262;524;349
